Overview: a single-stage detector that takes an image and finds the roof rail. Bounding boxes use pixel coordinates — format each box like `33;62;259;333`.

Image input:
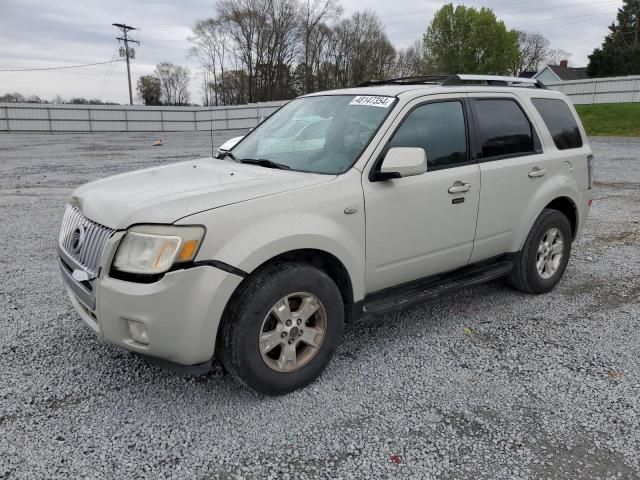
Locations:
452;74;547;88
358;75;454;87
358;74;547;89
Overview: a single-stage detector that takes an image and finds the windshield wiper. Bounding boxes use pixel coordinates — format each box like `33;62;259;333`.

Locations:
239;158;290;170
217;150;238;162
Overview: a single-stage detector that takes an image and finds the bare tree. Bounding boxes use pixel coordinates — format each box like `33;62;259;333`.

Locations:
547;49;572;66
189;1;398;104
199;0;302;103
300;0;342;93
155;62;191;105
513;31;550;75
190;18;231;105
332;11;395;86
395;40;425;77
256;0;301;100
513;31;573;75
216;0;269;103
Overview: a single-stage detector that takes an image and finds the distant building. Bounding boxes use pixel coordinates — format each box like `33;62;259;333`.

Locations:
532;60;590;83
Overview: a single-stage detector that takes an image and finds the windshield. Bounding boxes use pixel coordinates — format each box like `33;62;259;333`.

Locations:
231;95;396;174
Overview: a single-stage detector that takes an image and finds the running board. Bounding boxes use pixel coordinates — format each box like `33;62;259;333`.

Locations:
363;260;514;315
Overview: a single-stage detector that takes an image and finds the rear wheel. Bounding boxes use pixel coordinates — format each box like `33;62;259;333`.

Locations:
219;262;344;395
508;209;572;294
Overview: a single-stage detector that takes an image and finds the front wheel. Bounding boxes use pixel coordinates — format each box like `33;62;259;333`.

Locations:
508;208;572;294
219;262;344;395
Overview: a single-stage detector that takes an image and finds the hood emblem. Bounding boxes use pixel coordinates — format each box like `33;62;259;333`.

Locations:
71;225;86;254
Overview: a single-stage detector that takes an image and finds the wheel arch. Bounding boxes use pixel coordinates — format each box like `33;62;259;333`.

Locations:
235;248;356;321
512;181;581;253
544;196;578;239
214;248;357;358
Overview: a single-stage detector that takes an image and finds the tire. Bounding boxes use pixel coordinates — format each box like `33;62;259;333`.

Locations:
508;208;572;294
219;262;344;395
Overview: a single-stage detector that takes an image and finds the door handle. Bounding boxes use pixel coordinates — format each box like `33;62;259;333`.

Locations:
448;181;471;194
528;167;547;178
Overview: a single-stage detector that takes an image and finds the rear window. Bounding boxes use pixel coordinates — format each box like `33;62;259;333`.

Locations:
532;98;583;150
474;99;536;159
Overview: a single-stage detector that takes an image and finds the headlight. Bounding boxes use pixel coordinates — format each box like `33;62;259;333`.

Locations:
112;225;205;275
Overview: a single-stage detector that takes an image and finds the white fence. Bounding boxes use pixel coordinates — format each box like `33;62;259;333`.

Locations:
546;75;640;105
2;76;639;132
0;101;287;133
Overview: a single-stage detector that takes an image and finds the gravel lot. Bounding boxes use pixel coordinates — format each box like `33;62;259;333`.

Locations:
1;132;639;479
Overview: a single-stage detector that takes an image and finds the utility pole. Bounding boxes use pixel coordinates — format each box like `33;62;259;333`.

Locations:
112;23;140;105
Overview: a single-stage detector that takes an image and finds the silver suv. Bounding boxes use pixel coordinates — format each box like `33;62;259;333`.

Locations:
58;75;593;395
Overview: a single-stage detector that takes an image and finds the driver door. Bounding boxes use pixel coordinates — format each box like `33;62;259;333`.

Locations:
363;96;480;293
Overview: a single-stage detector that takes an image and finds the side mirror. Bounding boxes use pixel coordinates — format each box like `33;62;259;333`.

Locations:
375;147;427;181
216;135;244;158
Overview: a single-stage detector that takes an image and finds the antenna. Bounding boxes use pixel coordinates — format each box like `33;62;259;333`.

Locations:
214;105;216;158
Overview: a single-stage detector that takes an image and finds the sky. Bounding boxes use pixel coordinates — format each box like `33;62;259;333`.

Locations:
0;0;622;104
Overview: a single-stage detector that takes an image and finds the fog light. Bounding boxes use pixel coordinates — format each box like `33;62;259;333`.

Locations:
127;320;149;345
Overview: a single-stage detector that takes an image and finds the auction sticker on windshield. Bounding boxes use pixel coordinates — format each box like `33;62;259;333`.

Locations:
349;96;394;108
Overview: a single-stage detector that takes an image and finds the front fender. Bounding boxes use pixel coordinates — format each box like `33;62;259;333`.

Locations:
179;171;366;301
219;213;365;300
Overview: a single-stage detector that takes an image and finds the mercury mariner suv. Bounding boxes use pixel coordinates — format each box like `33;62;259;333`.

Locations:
58;75;593;395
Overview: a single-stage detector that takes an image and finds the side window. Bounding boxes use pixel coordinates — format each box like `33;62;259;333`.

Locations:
532;98;583;150
474;99;536;159
388;101;467;170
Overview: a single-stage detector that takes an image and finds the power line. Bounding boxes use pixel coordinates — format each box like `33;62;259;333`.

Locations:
0;59;124;72
97;43;122;100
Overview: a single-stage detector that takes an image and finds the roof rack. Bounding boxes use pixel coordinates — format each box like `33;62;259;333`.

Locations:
358;74;547;89
359;75;453;87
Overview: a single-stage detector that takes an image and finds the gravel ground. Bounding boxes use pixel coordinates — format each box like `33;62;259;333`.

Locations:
1;132;639;479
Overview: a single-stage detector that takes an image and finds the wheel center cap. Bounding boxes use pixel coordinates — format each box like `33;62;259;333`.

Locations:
289;326;299;338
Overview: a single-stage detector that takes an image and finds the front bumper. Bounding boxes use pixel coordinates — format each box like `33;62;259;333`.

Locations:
60;238;243;366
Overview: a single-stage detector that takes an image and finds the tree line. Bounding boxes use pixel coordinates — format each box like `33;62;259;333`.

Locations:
180;1;571;106
0;93;118;105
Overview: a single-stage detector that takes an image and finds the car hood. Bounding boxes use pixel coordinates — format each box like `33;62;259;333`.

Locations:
71;158;334;229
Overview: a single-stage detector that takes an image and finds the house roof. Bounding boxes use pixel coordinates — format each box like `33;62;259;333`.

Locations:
539;65;590;81
518;71;537;79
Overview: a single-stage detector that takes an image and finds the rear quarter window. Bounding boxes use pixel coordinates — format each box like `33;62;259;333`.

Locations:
532;98;583;150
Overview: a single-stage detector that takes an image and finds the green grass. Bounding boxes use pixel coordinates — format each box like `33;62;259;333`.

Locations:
575;103;640;137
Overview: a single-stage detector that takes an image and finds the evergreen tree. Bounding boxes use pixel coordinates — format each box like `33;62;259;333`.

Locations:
587;0;640;77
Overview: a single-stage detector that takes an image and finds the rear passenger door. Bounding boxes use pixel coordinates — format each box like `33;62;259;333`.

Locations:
469;93;555;262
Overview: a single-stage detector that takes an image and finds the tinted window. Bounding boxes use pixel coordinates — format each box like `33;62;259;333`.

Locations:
388;101;467;169
474;99;535;159
532;98;583;150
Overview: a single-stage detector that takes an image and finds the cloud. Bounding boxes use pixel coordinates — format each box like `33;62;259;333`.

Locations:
0;0;620;104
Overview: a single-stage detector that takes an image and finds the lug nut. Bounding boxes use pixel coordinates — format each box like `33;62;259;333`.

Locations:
288;339;294;344
297;319;302;325
286;320;292;326
281;332;287;338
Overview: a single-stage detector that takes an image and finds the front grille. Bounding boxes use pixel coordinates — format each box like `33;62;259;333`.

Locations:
59;205;116;277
